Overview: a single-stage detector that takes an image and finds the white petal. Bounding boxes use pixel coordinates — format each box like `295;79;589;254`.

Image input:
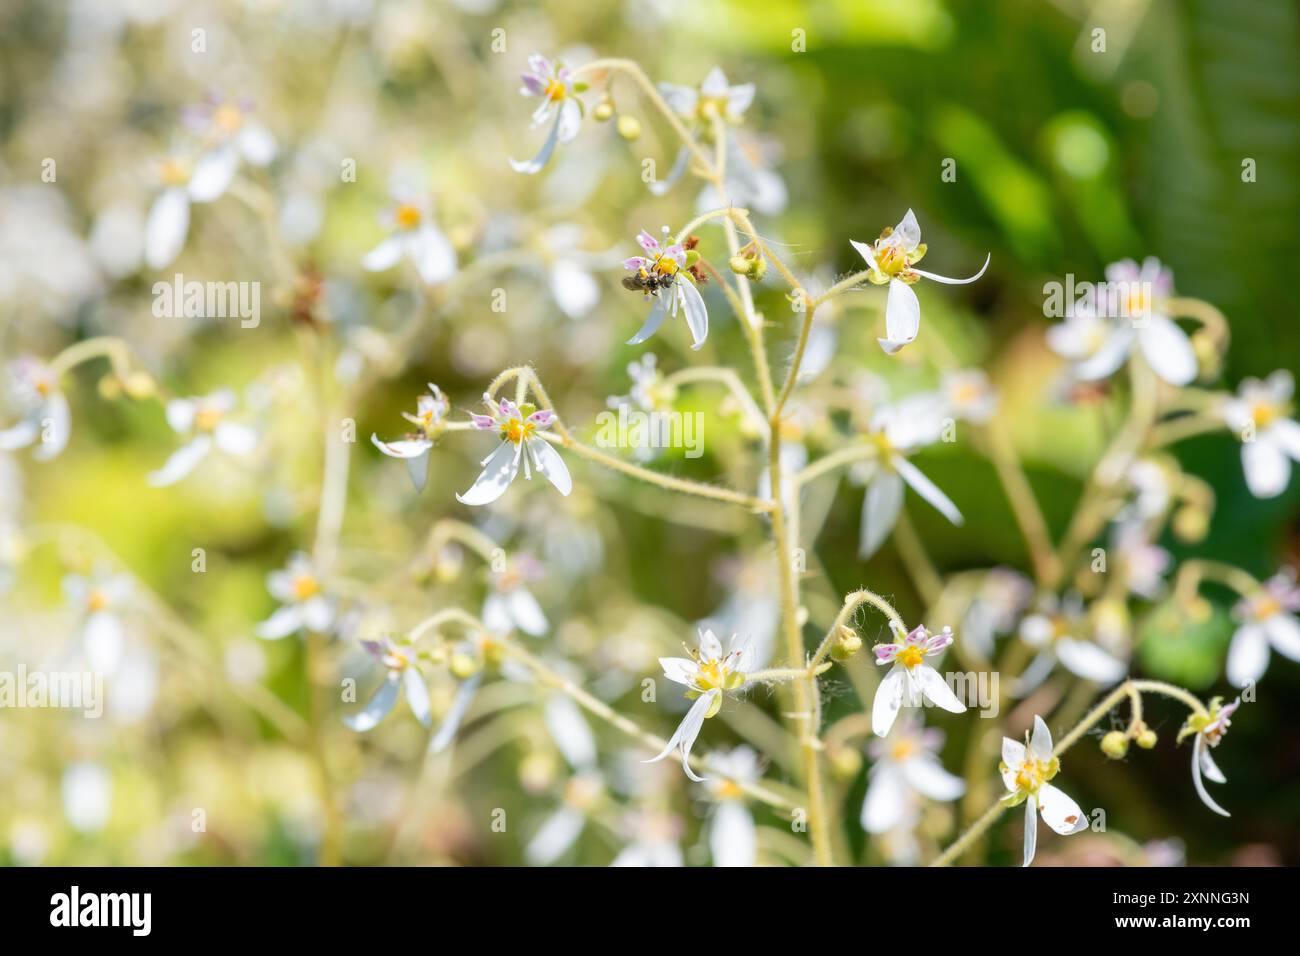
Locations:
343;677;401;731
214;422;256;456
1242;437;1290;498
850;239;880;272
429;675;481;753
164;398;196;433
238;123;277;166
1002;736;1027;770
1037;783;1089;835
1022;795;1038;867
1191;735;1230;817
659;657;700;687
1268;418;1300;460
699;629;724;660
411;224;457;285
299;597;334;633
256;605;302;640
1226;624;1270;687
871;666;907;737
187;147;239;202
544;695;597;770
507;586;549;636
647;146;691;197
147;435;213;486
859;471;903;559
84;612;124;673
550;261;600;318
1199;744;1226;785
1029;715;1054;761
144;188;190;269
878;279;920;354
912;252;990;286
643;690;716;781
33;393;71;460
526;436;572;496
0;419;38;450
1055;637;1127;685
370;435;433;459
915;664;966;714
893;209;922;250
861;765;906;833
403;667;432;727
1074;325;1133;381
902;754;966;801
362;235;404;272
1139;316;1197;386
677;279;709;351
525;807;586;865
510;107;567;174
456;441;521;506
626;293;670;346
710;801;756;867
1264;612;1300;661
894;457;964;526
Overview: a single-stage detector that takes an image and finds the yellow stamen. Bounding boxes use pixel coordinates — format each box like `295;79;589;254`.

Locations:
86;588;110;612
292;574;320;601
395;204;421;229
897;645;924;669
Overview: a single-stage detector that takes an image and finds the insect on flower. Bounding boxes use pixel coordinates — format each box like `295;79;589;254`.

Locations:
1000;715;1089;866
646;629;755;781
511;54;585;175
456;396;572;506
371;383;450;491
871;621;967;737
622;228;709;351
1178;697;1239;817
850;209;989;354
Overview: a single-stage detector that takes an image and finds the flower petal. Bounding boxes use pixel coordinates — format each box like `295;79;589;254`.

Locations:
1030;715;1054;761
644;689;716;782
188;146;239;202
1022;795;1038;867
1264;612;1300;661
901;754;966;801
411;224;457;285
871;665;906;737
1138;316;1197;386
1055;637;1127;685
912;252;990;285
343;677;401;732
526;436;573;496
144;188;190;270
859;470;903;559
147;435;213;487
627;292;670;346
256;605;302;640
1037;782;1089;835
508;585;549;636
1191;735;1231;817
677;279;709;351
544;695;597;770
456;440;521;506
429;675;481;754
403;667;432;727
659;657;700;686
1242;437;1290;498
915;664;966;714
878;279;920;354
894;457;964;526
1226;623;1270;687
861;765;906;833
511;107;566;174
710;800;756;867
362;235;405;273
524;807;586;866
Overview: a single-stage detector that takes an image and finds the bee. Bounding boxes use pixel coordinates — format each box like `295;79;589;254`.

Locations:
621;268;675;297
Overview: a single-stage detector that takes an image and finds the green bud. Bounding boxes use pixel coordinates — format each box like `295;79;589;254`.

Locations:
830;625;863;663
592;100;614;122
1136;728;1158;750
616;115;641;141
1101;730;1129;759
729;255;752;275
449;652;478;680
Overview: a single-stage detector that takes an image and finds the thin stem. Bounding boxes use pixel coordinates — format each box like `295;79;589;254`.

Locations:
980;423;1059;585
809;589;905;670
795;443;878;487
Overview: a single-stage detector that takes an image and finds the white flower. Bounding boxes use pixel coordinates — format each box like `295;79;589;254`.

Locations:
849;209;989;354
659;67;756;128
63;569;132;673
1221;370;1300;498
1113;521;1170;600
941;368;997;424
145;98;275;270
482;554;549;637
862;716;965;837
0;358;69;460
148;390;257;486
525;695;602;864
872;622;966;737
361;193;457;285
343;635;431;731
645;629;754;781
370;383;449;491
653;67;764;203
1226;571;1300;687
857;394;963;559
610;809;683;867
1017;594;1128;693
1000;716;1089;867
607;353;673;413
257;552;335;639
539;223;612;320
961;567;1033;660
622;228;709;351
511;54;583;175
456;395;572;506
1047;258;1196;386
702;745;760;868
1178;696;1239;817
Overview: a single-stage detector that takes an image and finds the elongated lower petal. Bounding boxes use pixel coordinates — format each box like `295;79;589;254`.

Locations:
627;292;670;346
894;456;963;526
915;664;966;714
1037;782;1089;835
1191;735;1231;817
343;677;401;732
148;435;213;487
644;689;717;781
871;665;907;737
527;436;572;496
859;470;903;559
878;279;920;353
456;440;521;506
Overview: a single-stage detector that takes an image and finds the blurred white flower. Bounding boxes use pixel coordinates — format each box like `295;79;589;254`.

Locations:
257;552;335;639
63;568;132;673
456;396;572;506
703;746;760;867
1221;370;1300;498
62;762;113;834
483;554;548;637
862;716;964;844
941;368;997;424
850;209;989;354
961;567;1033;660
1017;594;1127;693
1227;571;1300;687
525;696;602;865
148;389;257;486
1000;716;1088;866
343;635;431;731
361;192;457;285
610;808;683;867
622;228;708;351
646;629;754;781
871;621;966;737
0;358;70;460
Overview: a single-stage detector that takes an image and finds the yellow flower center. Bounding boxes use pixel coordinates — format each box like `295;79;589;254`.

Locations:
952;382;981;405
695;658;729;691
1254;595;1282;620
1252;402;1278;430
213;104;244;133
503;418;535;445
292;573;320;601
875;243;907;277
543;79;567;101
194;407;223;432
86;588;110;612
160;158;190;186
1124;287;1149;317
1013;760;1046;794
652;256;679;278
395;204;422;229
897;645;924;669
890;738;918;761
716;779;744;800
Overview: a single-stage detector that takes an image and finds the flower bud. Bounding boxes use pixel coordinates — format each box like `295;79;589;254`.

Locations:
97;375;122;400
1190;330;1222;381
123;371;157;400
827;745;862;780
1101;730;1129;759
1172;505;1209;544
729;255;752;275
616;115;641;141
449;652;478;680
592;100;614;122
1136;728;1158;750
830;625;863;663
